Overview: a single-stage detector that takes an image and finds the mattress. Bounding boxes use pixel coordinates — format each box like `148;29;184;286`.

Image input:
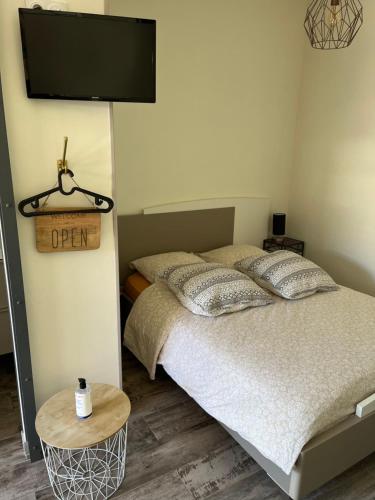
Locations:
123;272;151;302
124;282;375;474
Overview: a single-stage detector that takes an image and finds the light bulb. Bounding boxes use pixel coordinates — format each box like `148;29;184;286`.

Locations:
325;0;342;30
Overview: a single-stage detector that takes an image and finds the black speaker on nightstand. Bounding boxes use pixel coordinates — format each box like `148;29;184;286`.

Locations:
272;213;286;239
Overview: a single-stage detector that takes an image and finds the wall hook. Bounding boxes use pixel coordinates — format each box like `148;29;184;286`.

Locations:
57;136;69;174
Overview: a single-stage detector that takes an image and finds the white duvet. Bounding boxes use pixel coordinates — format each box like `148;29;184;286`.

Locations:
124;282;375;474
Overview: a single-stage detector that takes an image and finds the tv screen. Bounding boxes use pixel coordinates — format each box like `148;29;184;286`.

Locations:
19;9;156;102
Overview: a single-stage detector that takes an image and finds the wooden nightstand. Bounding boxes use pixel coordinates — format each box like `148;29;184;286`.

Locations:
263;237;305;256
36;383;131;500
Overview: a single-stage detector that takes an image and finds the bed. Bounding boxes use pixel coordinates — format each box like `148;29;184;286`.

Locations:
118;208;375;499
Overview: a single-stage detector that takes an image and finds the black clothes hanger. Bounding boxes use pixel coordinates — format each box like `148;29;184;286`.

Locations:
18;137;114;218
18;168;114;217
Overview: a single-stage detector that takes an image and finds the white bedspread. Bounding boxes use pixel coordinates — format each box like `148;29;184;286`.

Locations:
124;282;375;474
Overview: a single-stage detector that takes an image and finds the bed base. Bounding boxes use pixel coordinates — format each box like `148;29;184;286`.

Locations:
222;409;375;499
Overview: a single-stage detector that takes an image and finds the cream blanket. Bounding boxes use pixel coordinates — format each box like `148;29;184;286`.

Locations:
124;283;375;474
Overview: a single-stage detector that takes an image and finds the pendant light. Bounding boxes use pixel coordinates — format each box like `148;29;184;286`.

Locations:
304;0;363;50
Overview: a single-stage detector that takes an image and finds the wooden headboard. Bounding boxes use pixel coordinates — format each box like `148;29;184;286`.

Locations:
117;207;235;282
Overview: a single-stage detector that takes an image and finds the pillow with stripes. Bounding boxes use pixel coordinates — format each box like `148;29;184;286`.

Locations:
158;262;273;317
235;250;338;300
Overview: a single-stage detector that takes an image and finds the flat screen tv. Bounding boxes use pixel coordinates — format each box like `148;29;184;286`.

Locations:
19;8;156;102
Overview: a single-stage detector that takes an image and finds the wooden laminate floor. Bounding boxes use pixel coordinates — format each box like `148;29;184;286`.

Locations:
1;349;374;500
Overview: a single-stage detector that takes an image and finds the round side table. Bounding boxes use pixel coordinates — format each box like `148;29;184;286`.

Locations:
35;383;131;500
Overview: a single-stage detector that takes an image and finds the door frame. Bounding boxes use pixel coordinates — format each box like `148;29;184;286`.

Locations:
0;76;41;461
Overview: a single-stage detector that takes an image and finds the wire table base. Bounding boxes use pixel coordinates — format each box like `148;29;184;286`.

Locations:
41;424;127;500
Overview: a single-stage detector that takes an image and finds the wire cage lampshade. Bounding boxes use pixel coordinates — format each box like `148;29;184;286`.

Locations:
304;0;363;50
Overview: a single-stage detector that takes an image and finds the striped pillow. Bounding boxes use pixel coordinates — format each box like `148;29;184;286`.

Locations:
235;251;338;300
158;263;273;317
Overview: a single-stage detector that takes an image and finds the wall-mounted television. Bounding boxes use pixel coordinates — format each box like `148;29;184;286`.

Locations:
19;8;156;103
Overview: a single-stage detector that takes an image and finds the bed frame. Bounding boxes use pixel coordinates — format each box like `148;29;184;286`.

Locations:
117;207;375;499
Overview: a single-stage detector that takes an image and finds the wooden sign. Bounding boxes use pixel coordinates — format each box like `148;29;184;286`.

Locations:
35;208;101;253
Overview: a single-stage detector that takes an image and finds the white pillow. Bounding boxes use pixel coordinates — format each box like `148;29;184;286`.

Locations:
199;244;266;267
130;251;204;283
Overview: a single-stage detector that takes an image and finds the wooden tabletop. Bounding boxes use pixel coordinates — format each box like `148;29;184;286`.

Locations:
35;383;131;449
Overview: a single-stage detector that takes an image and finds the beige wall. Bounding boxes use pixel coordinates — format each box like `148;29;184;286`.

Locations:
0;0;122;407
110;0;307;215
288;1;375;296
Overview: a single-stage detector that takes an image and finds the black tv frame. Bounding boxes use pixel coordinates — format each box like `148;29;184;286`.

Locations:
18;8;156;103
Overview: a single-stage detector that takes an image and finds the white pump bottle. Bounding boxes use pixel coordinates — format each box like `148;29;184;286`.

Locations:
75;378;92;419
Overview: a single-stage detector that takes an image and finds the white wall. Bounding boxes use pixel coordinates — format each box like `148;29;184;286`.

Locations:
110;0;307;216
288;0;375;296
0;0;122;407
2;0;372;412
